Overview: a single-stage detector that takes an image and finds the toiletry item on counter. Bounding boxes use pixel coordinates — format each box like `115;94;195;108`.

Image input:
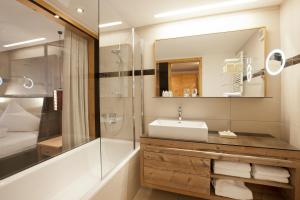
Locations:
183;88;190;97
213;179;253;200
192;88;198;97
162;90;173;97
252;164;290;183
223;92;242;97
218;130;237;138
214;160;251;178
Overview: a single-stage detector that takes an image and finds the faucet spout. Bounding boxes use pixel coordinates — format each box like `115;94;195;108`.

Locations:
178;106;182;121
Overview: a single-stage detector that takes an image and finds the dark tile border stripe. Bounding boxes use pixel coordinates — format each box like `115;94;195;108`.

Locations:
243;70;265;81
98;54;300;79
285;54;300;68
97;69;155;78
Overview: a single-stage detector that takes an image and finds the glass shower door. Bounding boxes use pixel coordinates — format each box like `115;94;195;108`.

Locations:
99;28;142;178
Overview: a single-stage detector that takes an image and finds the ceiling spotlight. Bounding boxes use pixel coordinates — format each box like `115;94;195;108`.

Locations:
54;15;60;19
76;8;84;13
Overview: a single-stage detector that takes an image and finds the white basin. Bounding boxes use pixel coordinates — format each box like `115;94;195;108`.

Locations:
148;119;208;142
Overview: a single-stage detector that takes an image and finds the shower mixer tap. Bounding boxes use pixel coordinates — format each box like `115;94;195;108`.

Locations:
178;106;182;121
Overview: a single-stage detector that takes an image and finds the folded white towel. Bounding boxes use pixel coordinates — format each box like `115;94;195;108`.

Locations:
214;167;251;178
252;173;289;183
214;160;251;172
214;179;253;200
0;128;7;138
252;164;290;178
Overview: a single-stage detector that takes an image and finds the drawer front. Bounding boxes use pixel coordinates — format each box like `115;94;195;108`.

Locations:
144;151;210;177
144;167;210;195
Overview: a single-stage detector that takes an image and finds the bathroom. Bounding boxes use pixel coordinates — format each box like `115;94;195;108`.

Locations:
0;0;300;200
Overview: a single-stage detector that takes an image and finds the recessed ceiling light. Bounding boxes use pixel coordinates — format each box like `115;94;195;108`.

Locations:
154;0;259;18
99;21;122;28
76;8;84;13
3;38;46;48
54;15;60;19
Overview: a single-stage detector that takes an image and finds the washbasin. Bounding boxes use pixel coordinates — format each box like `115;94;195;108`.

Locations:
148;119;208;142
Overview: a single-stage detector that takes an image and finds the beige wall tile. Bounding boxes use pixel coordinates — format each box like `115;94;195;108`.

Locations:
230;98;280;122
280;0;300;147
231;120;281;137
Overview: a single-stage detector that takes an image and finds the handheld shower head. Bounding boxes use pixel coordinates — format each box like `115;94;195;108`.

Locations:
111;49;121;55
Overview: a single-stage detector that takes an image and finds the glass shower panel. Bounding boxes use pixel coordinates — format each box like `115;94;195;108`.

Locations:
133;31;144;145
99;29;135;177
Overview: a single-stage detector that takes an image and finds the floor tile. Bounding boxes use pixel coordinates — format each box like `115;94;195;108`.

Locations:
133;188;204;200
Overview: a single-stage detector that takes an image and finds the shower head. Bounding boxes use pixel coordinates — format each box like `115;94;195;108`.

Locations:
111;48;121;55
111;43;121;55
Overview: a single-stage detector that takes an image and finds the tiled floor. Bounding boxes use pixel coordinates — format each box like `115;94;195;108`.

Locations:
133;187;203;200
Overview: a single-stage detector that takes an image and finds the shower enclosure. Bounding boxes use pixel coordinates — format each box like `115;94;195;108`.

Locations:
99;28;143;177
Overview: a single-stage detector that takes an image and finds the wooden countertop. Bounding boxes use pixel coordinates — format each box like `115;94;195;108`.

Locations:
141;131;300;151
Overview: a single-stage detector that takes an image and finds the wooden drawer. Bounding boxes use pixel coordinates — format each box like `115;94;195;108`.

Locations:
143;151;211;196
144;167;210;195
144;151;210;177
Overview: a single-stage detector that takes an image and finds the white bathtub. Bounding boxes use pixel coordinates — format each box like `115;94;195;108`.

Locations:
0;138;140;200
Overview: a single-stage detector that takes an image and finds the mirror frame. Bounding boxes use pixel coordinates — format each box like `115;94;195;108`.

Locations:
154;27;268;98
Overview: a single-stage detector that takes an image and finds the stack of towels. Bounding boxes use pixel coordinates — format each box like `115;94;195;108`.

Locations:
214;160;251;178
252;164;290;183
213;179;253;200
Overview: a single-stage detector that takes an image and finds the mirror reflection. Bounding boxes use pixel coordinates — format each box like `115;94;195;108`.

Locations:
155;28;266;97
0;0;96;179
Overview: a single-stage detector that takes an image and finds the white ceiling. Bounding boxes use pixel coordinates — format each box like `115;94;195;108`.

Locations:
101;0;282;32
0;0;64;52
45;0;99;32
45;0;283;33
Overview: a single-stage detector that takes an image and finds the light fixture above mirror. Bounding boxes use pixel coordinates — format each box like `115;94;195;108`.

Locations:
3;38;46;48
154;0;259;18
99;21;123;28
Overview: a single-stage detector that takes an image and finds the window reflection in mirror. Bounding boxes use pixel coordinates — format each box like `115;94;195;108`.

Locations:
155;28;266;97
157;58;202;97
0;0;97;179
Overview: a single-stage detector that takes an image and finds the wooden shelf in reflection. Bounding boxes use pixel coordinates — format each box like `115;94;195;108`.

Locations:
153;96;273;98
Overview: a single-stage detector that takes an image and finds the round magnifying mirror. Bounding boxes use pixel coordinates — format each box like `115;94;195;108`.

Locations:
23;76;34;89
266;49;286;76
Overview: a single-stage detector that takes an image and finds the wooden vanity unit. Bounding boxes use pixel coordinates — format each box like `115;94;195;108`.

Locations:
140;133;300;200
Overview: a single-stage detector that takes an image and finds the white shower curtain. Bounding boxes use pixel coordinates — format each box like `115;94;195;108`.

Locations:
62;29;89;149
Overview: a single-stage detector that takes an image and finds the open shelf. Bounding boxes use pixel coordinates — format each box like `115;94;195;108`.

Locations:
210;184;286;200
153;96;273;98
211;173;293;189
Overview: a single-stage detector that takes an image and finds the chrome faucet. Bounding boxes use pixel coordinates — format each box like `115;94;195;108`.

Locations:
178;106;182;121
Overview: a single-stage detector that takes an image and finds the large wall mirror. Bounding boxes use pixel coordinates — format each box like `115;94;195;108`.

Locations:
155;28;267;97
